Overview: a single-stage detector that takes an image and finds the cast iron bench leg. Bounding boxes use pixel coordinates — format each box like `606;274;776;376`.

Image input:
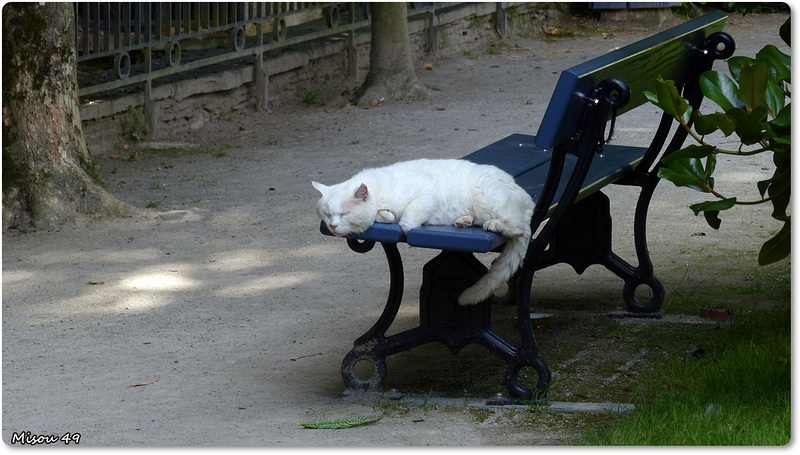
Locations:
505;269;551;402
340;239;404;392
602;180;666;317
340;239;552;401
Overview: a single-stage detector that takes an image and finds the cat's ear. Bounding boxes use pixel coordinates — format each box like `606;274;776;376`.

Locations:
312;181;328;195
354;183;369;202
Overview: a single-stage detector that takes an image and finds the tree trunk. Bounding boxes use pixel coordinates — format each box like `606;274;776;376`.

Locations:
354;2;425;105
2;2;133;229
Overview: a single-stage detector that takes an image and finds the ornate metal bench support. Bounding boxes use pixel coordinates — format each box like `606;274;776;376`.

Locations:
341;243;550;401
341;239;403;392
537;192;665;317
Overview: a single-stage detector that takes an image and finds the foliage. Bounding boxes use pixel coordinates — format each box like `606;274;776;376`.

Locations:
645;13;790;265
298;414;381;429
123;105;150;141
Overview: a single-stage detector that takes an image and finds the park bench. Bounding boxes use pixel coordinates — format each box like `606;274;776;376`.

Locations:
318;11;734;402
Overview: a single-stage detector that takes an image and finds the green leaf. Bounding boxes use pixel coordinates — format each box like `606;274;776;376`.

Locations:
764;80;786;117
694;111;736;136
738;62;769;112
690;197;737;216
700;71;744;112
704;153;717;181
658;157;710;192
768;102;791;137
756;152;790;201
651;78;689;119
768;154;791;218
690;198;737;230
770;134;791;145
727;106;768;145
727;56;751;82
299;414;382;429
703;210;722;229
755;45;791;83
758;217;791;266
779;17;790;47
661;145;715;166
644;90;658;106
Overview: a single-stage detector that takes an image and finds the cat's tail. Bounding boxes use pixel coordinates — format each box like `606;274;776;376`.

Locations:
457;229;530;306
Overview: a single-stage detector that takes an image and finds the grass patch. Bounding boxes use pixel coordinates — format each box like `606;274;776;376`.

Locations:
580;304;790;445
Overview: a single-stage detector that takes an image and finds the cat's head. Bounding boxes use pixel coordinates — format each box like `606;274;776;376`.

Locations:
312;181;376;236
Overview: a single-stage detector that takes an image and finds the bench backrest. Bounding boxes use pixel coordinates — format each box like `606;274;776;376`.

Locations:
535;10;729;149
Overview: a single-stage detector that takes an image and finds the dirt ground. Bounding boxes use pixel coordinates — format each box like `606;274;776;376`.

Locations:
2;13;791;446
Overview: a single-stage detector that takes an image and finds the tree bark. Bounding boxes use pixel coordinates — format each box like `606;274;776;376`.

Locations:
2;2;133;229
353;2;426;105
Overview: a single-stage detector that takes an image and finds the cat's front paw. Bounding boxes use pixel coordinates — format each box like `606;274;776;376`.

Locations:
375;209;396;224
398;220;420;235
454;214;474;228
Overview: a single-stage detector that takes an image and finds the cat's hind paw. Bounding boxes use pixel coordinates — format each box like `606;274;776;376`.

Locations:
482;219;504;234
454;214;474;228
375;209;396;224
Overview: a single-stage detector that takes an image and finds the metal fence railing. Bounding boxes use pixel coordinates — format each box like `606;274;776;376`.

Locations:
75;2;447;99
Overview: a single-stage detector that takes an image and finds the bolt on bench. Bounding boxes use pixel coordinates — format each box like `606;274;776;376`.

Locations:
319;11;734;402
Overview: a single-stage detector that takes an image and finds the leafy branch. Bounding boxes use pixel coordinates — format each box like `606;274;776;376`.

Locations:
644;15;790;265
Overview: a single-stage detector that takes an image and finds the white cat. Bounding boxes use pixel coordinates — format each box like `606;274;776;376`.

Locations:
313;159;534;306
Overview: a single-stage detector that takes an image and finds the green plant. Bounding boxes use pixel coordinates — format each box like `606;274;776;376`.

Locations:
645;11;790;265
372;393;410;415
123;105;150;141
299;88;323;105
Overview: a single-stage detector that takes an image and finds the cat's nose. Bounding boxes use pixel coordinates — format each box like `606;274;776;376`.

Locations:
329;223;339;232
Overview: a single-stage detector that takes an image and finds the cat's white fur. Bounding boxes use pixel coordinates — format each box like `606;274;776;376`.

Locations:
313;159;534;305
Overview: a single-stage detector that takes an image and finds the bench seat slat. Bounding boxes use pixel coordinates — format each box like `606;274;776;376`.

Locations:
463;133;647;210
319;221;405;243
406;225;505;252
461;133;551;176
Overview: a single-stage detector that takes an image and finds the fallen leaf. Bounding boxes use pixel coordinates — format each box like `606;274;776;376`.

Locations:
128;377;160;388
291;352;323;362
299;414;381;429
539;26;560;36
